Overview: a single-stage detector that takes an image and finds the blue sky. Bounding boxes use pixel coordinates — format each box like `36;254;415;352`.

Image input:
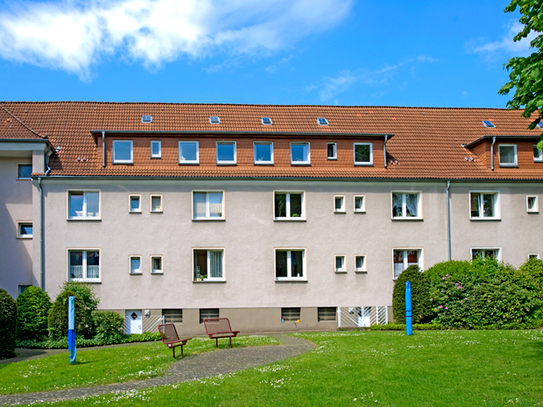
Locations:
0;0;534;107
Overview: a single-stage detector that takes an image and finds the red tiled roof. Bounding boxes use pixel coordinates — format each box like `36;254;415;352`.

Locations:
1;101;542;180
0;104;45;140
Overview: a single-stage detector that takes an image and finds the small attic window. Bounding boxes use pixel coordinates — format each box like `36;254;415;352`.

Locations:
209;116;220;124
141;115;153;123
482;120;495;128
317;118;329;125
537;122;543;129
261;117;273;125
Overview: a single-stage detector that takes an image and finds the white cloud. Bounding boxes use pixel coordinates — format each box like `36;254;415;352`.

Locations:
469;21;537;57
0;0;353;79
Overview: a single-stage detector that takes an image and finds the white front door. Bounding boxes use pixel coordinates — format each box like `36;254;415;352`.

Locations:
356;307;371;327
125;310;142;334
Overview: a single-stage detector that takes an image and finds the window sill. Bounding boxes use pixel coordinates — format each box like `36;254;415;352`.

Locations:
129;211;142;214
527;210;539;214
334;211;346;214
354;211;366;214
327;158;337;161
254;162;274;165
499;164;518;168
150;211;163;214
275;278;307;282
290;162;311;166
217;162;237;166
70;279;101;283
112;162;134;165
193;279;226;283
469;217;501;221
67;218;102;221
274;218;306;222
192;218;225;221
354;163;373;166
355;270;368;274
16;178;32;181
335;270;347;274
151;272;163;275
16;236;33;240
129;272;142;275
178;162;199;165
391;217;423;221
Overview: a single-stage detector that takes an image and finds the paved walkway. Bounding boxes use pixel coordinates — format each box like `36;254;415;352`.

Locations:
0;335;314;406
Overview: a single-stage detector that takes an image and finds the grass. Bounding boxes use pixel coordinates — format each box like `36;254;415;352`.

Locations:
0;335;278;395
22;329;543;407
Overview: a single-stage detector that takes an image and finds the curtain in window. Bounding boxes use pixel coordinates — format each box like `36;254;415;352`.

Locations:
209;251;222;278
70;251;83;279
393;250;404;278
405;194;418;217
193;193;206;218
275;194;286;218
483;194;495;217
471;193;480;217
392;193;402;217
209;193;222;217
87;251;100;279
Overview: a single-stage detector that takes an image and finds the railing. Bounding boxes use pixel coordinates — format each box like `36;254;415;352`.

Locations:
337;306;388;328
122;315;164;335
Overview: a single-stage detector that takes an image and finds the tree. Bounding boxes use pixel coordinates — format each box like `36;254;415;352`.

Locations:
16;286;51;341
499;0;543;149
392;265;433;324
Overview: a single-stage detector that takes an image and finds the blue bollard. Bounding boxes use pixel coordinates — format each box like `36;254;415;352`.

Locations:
406;281;413;336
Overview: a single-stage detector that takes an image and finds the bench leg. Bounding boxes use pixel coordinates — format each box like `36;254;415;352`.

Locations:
215;338;219;347
172;347;176;358
180;344;184;357
229;337;232;347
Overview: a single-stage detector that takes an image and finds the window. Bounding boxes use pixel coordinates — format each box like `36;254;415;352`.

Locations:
254;142;273;164
291;142;310;165
150;195;163;213
354;195;366;213
163;309;183;323
334;195;345;213
141;115;152;123
274;192;304;220
179;141;199;164
534;145;542;162
216;141;236;165
129;256;142;274
327;142;337;160
471;248;500;260
150;141;161;158
355;255;367;273
192;191;224;220
317;118;329;125
151;255;163;274
261;117;273;125
482;120;495;128
17;164;32;179
200;308;219;323
68;250;100;282
275;249;306;281
209;116;220;124
129;195;141;213
18;285;32;295
193;249;224;281
334;255;346;272
318;307;336;322
112;140;133;164
499;144;517;167
17;222;32;238
470;192;499;220
354;143;373;165
527;196;539;213
392;192;421;219
68;191;100;219
393;249;421;279
528;253;540;259
281;307;300;322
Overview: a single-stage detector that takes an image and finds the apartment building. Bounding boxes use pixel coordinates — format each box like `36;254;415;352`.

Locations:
1;102;541;335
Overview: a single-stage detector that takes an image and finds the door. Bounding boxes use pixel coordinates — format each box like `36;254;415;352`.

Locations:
356;307;371;327
125;310;142;334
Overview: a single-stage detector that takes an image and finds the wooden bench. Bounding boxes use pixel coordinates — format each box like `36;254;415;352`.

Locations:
158;323;192;358
203;318;240;347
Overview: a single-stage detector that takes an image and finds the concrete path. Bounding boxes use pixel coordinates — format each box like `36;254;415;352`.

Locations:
0;335;314;406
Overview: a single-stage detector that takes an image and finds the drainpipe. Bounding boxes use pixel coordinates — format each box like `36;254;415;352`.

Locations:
384;135;388;168
490;136;496;171
102;131;106;168
38;165;51;290
446;180;451;261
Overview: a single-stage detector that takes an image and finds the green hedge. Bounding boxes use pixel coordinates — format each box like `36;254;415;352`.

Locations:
92;310;124;343
16;286;51;341
392;265;433;324
0;289;17;359
17;332;161;349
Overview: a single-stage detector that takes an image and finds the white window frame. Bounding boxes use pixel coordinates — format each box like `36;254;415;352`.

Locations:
150;194;163;213
150;255;163;274
354;143;373;166
471;247;501;261
318;118;329;125
334;254;346;273
16;221;33;239
392;249;423;280
112;140;133;164
334;195;346;213
469;191;500;220
274;248;307;281
67;249;101;283
178;141;199;164
216;141;237;165
528;253;540;259
129;194;141;213
253;141;274;165
17;163;32;180
354;254;367;273
392;191;422;220
290;142;310;165
527;195;539;213
192;190;225;220
327;142;337;160
354;195;366;213
533;145;543;162
498;144;517;167
67;190;101;220
129;255;142;275
273;191;305;221
150;141;161;158
193;248;225;282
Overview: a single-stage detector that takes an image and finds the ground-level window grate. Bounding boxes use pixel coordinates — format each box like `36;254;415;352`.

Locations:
318;307;337;321
281;307;300;322
163;309;183;323
200;308;219;323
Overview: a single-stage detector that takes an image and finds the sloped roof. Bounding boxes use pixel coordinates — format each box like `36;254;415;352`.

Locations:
0;104;44;140
1;101;542;180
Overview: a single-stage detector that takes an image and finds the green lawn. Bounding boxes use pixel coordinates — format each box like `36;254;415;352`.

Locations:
5;330;543;406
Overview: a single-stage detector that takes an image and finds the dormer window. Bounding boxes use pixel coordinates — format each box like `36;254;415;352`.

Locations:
261;117;273;125
482;120;495;128
537;122;543;129
534;145;543;162
141;115;152;123
317;118;329;125
113;140;133;164
209;116;220;124
499;144;517;167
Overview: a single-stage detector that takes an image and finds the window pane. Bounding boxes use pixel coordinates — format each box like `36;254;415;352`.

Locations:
393;250;404;278
209;251;222;278
151;142;160;156
355;196;364;211
130;196;140;211
470;193;480;217
335;197;343;211
255;143;272;162
208;193;223;218
407;250;418;266
179;142;198;162
291;144;308;162
152;257;162;272
276;251;288;278
151;196;161;211
87;192;100;217
500;146;516;164
405;194;418;217
114;141;132;162
69;251;83;279
87;251;100;279
355;144;370;162
275;193;286;218
18;164;32;178
392;193;402;217
327;143;336;159
534;146;542;160
291;251;304;278
69;193;84;218
217;143;235;162
131;257;141;273
290;194;302;217
19;224;32;236
483;194;495;217
356;256;365;270
335;256;344;270
193;193;206;219
528;197;537;210
194;250;207;279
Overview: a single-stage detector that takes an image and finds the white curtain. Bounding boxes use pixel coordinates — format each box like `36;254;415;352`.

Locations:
209;251;222;278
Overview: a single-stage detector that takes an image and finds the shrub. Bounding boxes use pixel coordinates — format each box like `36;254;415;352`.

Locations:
425;260;472;284
48;291;87;340
0;289;17;359
92;310;125;343
59;282;99;338
519;258;543;294
392;265;433;324
16;286;51;341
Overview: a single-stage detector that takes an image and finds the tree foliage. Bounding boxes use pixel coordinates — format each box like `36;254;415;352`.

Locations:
16;286;51;341
499;0;543;149
0;289;17;359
